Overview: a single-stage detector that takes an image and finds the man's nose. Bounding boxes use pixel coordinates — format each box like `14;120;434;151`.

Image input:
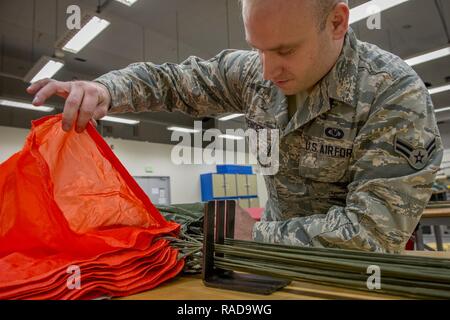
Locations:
261;52;282;81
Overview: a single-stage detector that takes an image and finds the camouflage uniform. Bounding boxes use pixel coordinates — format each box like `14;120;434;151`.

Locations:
94;28;443;253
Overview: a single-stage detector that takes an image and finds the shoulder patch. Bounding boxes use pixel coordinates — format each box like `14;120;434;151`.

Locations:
394;135;436;170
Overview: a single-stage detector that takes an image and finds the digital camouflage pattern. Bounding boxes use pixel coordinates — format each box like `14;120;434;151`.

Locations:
94;28;443;253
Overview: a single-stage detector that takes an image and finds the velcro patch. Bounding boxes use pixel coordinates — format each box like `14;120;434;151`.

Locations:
394;135;436;170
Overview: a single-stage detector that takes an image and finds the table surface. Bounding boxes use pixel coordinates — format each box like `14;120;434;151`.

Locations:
423;207;450;218
120;208;450;300
119;251;450;300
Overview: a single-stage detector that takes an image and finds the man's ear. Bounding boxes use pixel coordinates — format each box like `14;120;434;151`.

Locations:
329;3;350;40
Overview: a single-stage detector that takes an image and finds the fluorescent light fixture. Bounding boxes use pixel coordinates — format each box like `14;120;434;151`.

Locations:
100;116;140;125
59;16;110;54
114;0;138;6
0;98;54;112
218;134;245;141
435;106;450;113
429;84;450;95
24;56;64;83
167;126;200;133
218;113;245;121
405;47;450;67
350;0;411;24
349;1;447;69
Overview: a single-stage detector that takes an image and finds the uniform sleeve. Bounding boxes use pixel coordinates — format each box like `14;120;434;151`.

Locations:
252;74;443;253
93;50;257;117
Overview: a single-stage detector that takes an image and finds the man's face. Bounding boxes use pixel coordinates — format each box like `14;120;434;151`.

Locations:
243;0;337;95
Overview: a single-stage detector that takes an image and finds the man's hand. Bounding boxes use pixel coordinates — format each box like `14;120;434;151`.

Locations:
27;79;111;133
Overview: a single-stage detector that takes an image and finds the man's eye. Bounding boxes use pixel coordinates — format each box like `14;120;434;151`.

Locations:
278;49;295;56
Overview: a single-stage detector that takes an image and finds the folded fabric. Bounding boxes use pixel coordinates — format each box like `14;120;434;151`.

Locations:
0;115;183;299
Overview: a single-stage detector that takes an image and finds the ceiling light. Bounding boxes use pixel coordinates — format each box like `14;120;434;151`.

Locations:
350;0;411;24
405;47;450;67
218;113;245;121
218;134;245;141
56;15;110;54
167;126;201;134
0;98;54;112
114;0;138;6
429;84;450;95
23;56;64;83
435;106;450;113
100;116;140;125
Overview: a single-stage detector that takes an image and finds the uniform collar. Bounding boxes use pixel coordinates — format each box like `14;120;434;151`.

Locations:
324;27;360;108
281;28;360;135
260;29;360;134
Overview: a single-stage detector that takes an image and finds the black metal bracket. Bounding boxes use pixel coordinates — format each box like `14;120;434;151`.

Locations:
202;200;291;295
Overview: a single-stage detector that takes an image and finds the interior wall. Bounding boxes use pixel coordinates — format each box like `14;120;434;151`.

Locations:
4;123;450;205
438;123;450;176
0;125;269;206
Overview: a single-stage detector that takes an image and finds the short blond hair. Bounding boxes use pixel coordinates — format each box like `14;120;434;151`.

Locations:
240;0;348;31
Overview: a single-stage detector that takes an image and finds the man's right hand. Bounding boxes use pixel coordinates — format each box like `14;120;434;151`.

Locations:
27;79;111;133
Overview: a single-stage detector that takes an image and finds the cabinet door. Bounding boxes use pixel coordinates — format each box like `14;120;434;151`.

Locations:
236;174;248;196
249;197;260;208
212;174;226;198
224;174;237;197
247;175;258;196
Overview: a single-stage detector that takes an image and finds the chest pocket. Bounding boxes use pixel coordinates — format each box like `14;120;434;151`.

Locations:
299;136;353;183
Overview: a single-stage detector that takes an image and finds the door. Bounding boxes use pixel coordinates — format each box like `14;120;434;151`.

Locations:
134;176;171;205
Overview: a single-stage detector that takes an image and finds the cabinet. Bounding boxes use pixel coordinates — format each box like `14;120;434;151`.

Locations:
201;172;259;206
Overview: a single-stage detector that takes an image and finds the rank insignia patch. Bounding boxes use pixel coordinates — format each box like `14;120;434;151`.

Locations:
394;135;437;170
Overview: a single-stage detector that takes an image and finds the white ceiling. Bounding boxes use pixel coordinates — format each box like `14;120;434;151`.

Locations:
0;0;449;143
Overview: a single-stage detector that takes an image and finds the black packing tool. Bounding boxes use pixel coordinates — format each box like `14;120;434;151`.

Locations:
202;200;291;295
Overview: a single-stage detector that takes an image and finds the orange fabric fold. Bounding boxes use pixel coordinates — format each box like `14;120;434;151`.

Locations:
0;115;183;299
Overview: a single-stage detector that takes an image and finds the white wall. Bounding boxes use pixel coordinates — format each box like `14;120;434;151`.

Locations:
0;126;29;162
0;125;268;206
438;123;450;176
6;121;450;206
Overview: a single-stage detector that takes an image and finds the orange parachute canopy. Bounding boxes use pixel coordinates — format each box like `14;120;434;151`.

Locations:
0;115;183;299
